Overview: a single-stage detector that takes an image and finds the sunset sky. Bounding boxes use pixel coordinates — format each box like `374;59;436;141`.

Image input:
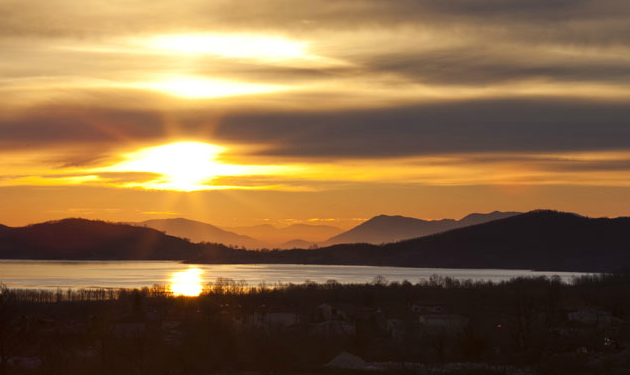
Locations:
1;0;630;228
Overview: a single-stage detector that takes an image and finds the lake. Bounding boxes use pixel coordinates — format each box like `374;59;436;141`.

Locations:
0;260;588;291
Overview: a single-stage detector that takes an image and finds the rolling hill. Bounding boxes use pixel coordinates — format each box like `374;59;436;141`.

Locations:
225;223;344;246
191;210;630;272
380;210;630;272
139;218;266;249
0;218;218;260
322;211;520;245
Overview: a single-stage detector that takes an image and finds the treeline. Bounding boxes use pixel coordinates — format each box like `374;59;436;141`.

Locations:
1;274;629;374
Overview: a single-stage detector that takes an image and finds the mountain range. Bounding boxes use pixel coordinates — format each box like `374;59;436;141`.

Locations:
223;223;343;247
1;210;629;272
138;219;344;249
189;210;630;272
139;218;266;249
322;211;520;245
138;211;519;248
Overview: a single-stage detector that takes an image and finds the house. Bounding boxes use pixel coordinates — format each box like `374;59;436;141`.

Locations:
310;320;356;337
265;312;298;328
418;314;468;333
356;307;388;338
247;311;299;330
411;303;446;315
567;308;623;329
386;318;405;340
317;303;349;321
113;322;146;338
325;352;378;371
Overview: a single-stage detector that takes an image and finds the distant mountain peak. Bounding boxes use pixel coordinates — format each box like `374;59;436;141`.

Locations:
323;211;521;246
139;218;266;249
526;209;584;217
373;214;404;219
255;210;630;272
225;222;343;245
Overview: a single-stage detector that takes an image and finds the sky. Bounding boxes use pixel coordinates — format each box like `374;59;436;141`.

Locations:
1;0;630;228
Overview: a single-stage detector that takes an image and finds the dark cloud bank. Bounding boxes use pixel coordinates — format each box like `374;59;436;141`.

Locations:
2;98;630;161
215;98;630;158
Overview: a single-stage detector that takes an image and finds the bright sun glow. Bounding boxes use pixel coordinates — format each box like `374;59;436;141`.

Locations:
147;33;308;61
136;77;283;99
170;268;204;296
103;141;246;191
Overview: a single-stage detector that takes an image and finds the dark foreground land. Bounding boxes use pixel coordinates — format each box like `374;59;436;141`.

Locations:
1;274;629;375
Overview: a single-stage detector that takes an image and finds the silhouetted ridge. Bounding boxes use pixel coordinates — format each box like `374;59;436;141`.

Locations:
140;217;266;249
188;210;630;272
323;211;520;245
457;210;521;226
0;218;224;260
3;211;629;272
368;210;630;272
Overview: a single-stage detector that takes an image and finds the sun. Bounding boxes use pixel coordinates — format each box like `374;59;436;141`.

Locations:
146;33;308;61
103;141;243;191
169;268;204;296
137;77;283;99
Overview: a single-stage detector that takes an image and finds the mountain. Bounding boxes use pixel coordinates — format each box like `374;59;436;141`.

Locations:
139;218;266;249
2;211;629;272
0;218;217;260
203;210;629;272
381;210;630;272
225;223;343;245
323;211;520;245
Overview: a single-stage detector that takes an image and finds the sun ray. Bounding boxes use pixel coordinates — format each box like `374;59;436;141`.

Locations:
96;141;292;191
100;141;232;191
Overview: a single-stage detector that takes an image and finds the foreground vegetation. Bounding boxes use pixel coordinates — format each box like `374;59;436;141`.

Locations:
1;274;629;374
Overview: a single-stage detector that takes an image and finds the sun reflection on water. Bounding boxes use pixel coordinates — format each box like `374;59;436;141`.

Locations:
169;268;204;296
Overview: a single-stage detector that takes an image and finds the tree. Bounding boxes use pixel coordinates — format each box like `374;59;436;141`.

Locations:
0;285;22;375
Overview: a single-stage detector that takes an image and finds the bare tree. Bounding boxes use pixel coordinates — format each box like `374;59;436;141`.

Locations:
0;284;23;374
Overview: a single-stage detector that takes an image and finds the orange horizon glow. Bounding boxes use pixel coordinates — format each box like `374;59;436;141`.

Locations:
1;144;630;192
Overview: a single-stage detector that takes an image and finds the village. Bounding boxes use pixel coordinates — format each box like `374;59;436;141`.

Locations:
2;274;629;374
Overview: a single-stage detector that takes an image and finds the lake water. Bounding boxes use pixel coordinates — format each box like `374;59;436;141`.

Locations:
0;260;588;291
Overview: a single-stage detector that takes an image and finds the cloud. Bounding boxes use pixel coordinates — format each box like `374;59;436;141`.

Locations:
358;47;630;86
2;97;630;163
92;172;163;184
0;107;166;149
1;0;629;188
2;0;629;46
536;158;630;173
214;98;630;158
2;0;629;110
